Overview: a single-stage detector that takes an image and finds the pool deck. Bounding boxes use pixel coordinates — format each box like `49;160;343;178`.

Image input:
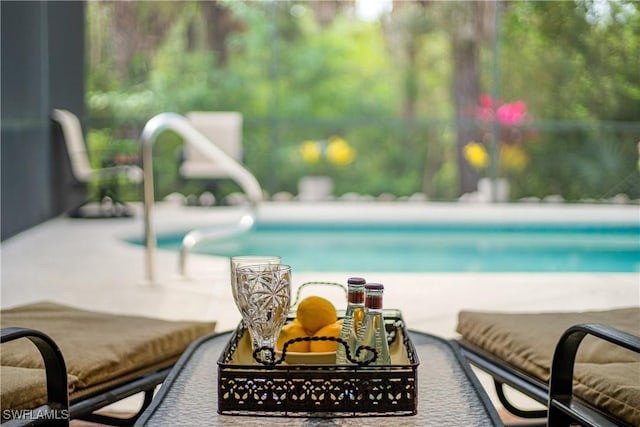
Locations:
2;201;638;416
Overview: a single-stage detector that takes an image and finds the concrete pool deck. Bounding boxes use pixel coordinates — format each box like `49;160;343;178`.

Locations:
1;201;638;418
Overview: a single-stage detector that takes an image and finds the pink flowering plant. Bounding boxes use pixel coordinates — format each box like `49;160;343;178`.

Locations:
464;94;531;176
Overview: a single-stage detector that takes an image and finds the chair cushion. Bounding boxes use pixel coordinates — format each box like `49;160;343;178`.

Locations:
457;307;640;426
0;366;78;413
1;302;216;394
575;361;640;426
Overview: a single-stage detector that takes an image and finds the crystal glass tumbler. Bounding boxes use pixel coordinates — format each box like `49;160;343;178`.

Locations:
234;263;291;363
230;256;281;311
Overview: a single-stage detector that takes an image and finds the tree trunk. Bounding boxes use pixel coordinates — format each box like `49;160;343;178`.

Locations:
452;36;481;195
449;1;488;195
202;1;244;66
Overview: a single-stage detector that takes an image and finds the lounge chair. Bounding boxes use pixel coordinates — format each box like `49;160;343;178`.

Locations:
0;302;216;426
177;111;243;203
1;327;69;426
51;109;143;218
456;307;640;427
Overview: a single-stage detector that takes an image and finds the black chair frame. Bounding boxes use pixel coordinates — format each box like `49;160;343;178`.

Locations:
460;323;640;427
1;327;171;426
548;323;640;427
1;327;69;427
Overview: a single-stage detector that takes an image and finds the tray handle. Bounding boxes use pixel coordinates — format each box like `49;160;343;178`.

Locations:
291;281;347;308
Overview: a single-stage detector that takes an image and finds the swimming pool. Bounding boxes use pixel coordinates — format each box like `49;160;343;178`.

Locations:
148;222;640;273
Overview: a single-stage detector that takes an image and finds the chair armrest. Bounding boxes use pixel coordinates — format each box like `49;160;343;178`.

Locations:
1;327;69;426
548;323;640;427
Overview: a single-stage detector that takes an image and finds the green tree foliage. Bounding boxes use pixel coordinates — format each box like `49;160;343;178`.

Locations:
499;0;640;200
86;0;640;202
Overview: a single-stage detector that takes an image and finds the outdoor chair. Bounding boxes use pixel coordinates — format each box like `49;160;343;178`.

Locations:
0;302;216;426
456;307;640;427
1;327;69;426
177;111;243;204
51;109;143;218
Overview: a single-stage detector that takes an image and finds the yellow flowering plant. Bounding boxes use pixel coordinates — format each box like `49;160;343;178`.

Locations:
464;141;528;174
299;136;356;175
463;142;490;171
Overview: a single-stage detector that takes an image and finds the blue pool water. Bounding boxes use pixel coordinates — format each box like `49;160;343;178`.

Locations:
145;222;640;273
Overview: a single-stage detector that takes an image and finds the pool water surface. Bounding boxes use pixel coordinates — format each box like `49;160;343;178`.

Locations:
147;223;640;273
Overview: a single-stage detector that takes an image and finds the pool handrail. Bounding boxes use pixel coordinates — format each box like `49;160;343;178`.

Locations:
140;112;263;284
178;211;256;277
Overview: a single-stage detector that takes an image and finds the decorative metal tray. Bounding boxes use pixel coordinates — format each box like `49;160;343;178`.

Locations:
217;309;419;417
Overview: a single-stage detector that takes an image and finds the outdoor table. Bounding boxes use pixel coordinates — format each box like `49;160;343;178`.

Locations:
135;330;504;426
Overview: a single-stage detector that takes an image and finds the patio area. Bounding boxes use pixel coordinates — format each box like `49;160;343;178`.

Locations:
2;201;637;335
1;201;638;421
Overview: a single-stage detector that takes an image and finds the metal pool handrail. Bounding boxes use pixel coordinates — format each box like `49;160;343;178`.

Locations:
178;211;256;277
140;113;263;284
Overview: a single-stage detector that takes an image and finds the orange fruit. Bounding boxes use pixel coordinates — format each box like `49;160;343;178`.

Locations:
276;319;311;353
296;296;338;334
310;320;344;353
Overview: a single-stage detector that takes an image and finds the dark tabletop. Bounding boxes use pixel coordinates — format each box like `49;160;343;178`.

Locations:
136;331;503;426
